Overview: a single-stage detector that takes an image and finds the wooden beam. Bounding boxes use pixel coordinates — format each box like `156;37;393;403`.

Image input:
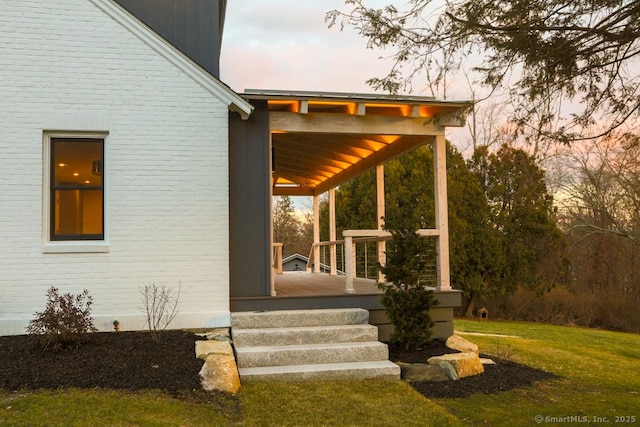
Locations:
329;188;337;276
433;134;451;291
315;135;435;195
376;164;386;282
270;111;445;135
273;186;314;196
313;195;320;273
434;111;467;127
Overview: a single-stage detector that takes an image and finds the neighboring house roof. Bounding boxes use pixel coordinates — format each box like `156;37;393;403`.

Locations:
282;254;341;274
90;0;253;119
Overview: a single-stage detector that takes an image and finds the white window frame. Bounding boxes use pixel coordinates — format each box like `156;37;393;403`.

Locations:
42;131;109;254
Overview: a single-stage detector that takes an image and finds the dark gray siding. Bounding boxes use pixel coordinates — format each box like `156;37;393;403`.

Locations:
115;0;225;78
229;101;271;297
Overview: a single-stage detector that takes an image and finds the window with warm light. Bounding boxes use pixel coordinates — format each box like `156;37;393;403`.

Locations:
50;138;104;240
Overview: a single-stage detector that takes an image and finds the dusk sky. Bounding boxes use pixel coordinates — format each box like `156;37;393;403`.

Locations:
219;0;475;152
221;1;422;95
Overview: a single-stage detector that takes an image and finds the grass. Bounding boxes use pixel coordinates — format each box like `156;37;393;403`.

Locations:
1;320;639;426
445;319;640;426
0;381;459;426
239;380;460;427
0;389;237;426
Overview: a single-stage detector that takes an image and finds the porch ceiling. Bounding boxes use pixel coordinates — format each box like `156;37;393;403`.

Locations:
243;90;472;196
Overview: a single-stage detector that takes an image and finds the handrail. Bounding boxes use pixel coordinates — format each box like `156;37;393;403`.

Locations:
304;228;441;294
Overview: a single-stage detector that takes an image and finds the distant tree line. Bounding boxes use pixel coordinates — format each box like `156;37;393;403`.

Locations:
275;136;640;332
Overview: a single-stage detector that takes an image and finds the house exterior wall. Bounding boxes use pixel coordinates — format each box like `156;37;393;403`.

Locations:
229;101;272;297
114;0;225;78
0;0;231;335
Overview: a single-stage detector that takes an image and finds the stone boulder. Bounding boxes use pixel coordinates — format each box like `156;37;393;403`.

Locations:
445;334;479;355
397;362;450;382
427;352;484;380
196;328;231;342
195;340;241;394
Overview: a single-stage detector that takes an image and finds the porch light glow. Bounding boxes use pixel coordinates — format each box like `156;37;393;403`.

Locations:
58;163;67;167
73;172;79;177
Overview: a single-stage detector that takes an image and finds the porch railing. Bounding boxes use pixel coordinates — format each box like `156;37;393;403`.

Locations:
306;229;439;294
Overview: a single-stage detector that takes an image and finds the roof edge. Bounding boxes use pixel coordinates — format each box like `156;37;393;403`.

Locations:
243;88;472;107
89;0;253;119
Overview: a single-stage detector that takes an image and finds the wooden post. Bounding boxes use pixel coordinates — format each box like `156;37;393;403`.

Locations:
344;235;355;293
269;134;276;296
273;243;283;274
329;187;337;276
376;164;386;283
312;194;320;273
433;135;452;291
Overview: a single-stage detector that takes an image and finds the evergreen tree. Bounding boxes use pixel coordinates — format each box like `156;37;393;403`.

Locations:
469;144;567;293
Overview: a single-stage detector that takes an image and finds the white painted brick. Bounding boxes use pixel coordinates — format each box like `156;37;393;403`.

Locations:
0;0;234;334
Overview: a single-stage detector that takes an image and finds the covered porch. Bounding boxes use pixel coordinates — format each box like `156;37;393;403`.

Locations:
229;90;470;339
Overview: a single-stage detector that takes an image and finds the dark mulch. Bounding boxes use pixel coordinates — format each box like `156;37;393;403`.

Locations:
388;340;559;399
0;330;205;393
0;331;557;402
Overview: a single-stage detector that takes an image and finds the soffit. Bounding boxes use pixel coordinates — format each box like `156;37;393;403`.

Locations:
243;90;472;196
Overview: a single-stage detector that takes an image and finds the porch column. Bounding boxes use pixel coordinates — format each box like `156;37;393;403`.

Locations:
433;134;452;291
329;187;337;276
312;194;321;273
376;164;386;283
269;135;277;296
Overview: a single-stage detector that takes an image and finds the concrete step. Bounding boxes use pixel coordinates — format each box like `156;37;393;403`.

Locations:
231;308;369;330
238;360;401;383
235;341;389;368
232;324;379;347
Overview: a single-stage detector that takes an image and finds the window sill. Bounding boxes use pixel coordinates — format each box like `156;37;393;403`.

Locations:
43;242;109;254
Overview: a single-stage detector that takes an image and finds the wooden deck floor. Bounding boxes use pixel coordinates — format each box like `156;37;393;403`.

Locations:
274;271;381;296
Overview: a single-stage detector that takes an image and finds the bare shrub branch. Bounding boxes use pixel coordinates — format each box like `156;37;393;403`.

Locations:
139;282;181;343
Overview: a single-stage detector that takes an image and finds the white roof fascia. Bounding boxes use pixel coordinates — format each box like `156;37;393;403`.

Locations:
89;0;253;119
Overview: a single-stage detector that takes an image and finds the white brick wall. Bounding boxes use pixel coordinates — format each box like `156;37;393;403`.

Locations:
0;0;233;334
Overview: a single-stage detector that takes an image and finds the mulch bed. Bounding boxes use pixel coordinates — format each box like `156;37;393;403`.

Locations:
387;340;558;399
0;330;206;393
0;331;557;401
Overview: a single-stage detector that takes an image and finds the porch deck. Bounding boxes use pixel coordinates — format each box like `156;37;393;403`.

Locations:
231;271;461;340
274;271;381;296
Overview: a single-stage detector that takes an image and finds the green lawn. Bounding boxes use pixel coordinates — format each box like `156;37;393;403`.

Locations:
1;320;638;426
447;319;640;426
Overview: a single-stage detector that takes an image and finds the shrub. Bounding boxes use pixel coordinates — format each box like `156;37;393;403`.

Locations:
139;282;181;343
26;287;97;350
379;227;439;349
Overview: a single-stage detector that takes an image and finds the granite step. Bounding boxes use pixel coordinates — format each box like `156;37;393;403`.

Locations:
230;308;400;382
231;324;379;347
238;360;401;383
235;341;389;368
230;308;369;330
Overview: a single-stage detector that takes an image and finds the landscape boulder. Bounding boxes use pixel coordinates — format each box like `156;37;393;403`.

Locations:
195;340;241;394
428;352;484;380
397;362;450;382
445;334;479;355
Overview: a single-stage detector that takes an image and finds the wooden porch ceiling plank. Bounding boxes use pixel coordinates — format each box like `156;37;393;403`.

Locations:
314;135;434;195
275;133;379;159
274;152;346;177
277;171;322;188
274;138;361;166
300;133;389;153
277;162;334;180
270;111;445;135
274;150;344;174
